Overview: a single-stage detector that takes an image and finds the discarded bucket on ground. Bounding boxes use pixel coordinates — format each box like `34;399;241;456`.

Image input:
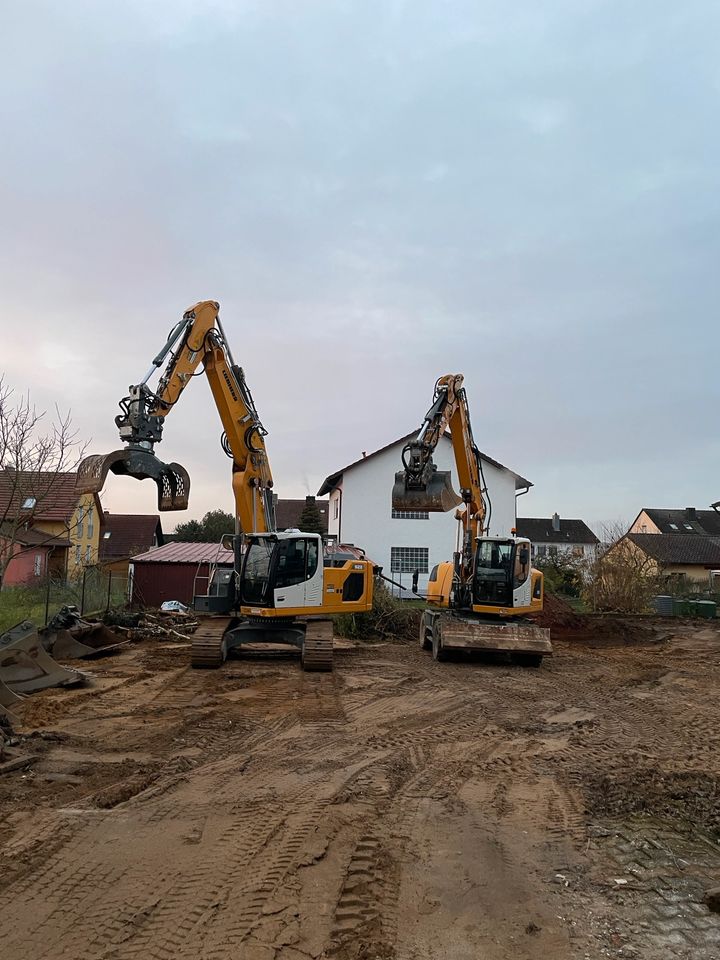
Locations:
77;447;190;511
41;606;127;660
0;621;84;694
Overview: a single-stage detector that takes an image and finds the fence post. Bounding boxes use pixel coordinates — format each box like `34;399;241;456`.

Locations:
81;567;87;615
106;570;113;612
44;575;52;626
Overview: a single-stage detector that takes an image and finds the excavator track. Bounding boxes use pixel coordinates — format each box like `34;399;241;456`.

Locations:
301;620;334;672
191;617;232;669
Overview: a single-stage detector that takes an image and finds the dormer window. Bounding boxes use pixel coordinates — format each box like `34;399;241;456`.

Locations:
22;496;36;509
669;523;679;530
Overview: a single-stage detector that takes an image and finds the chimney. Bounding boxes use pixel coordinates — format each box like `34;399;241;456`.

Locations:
552;512;561;533
305;495;315;505
685;507;696;520
362;451;367;458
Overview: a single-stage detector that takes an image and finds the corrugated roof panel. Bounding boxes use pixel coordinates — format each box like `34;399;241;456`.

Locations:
131;541;234;564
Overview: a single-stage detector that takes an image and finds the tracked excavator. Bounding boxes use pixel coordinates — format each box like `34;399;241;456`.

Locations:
392;374;552;666
77;300;375;671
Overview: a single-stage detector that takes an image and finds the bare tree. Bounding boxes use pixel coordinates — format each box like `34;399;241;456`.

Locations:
0;378;88;584
581;520;664;613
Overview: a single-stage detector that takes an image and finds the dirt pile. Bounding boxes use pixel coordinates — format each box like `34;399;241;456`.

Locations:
531;593;586;630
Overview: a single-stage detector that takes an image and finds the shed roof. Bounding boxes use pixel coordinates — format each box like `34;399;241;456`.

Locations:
517;517;599;545
318;432;531;496
0;523;71;548
627;533;720;566
100;513;163;560
131;541;234;565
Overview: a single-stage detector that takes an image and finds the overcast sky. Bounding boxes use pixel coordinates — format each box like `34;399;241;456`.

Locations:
1;0;718;533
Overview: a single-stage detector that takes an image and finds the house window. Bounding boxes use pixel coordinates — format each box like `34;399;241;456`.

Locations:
549;546;558;557
103;531;112;540
87;509;94;539
640;524;647;533
75;544;81;565
669;523;678;530
537;545;547;557
34;554;42;576
683;523;693;531
77;506;84;539
391;509;430;520
390;546;429;574
22;496;37;510
572;546;584;557
85;545;92;563
333;498;339;520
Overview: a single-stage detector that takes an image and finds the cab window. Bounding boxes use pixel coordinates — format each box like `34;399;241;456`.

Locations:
275;539;308;588
513;543;531;588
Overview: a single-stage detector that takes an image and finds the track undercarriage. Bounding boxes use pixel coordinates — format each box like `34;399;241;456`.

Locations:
190;615;334;672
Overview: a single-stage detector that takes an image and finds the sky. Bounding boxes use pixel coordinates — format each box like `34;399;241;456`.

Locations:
1;0;718;535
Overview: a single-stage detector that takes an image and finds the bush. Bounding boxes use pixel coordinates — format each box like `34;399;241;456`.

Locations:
535;553;583;597
334;582;421;642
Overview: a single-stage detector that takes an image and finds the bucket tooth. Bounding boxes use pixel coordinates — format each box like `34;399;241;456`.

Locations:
392;469;462;513
77;448;190;511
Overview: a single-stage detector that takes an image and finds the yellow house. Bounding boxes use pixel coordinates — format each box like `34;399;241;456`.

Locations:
0;469;103;579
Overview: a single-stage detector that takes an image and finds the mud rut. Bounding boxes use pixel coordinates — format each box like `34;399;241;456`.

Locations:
1;626;720;960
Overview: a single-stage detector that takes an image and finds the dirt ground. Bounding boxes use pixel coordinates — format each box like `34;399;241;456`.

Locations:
1;618;720;959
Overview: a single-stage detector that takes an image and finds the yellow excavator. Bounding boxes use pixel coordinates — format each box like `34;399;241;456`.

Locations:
392;374;552;666
77;300;375;671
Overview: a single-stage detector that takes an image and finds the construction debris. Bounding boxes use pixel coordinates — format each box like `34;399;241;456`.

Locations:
0;621;84;695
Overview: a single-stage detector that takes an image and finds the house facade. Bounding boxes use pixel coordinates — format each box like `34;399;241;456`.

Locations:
0;469;103;582
318;433;531;595
620;506;720;585
517;514;599;562
0;527;70;587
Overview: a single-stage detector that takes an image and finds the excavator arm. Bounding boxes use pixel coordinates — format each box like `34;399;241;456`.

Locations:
392;373;488;584
77;300;275;533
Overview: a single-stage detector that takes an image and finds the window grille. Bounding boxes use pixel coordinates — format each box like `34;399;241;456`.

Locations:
390;546;429;574
391;509;429;520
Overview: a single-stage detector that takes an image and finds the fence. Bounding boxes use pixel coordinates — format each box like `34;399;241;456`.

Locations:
0;567;131;633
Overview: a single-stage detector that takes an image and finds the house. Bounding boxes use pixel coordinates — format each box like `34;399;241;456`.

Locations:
318;432;531;595
517;514;599;562
129;541;234;608
0;469;103;580
274;496;329;534
0;525;71;587
620;506;720;585
99;513;164;575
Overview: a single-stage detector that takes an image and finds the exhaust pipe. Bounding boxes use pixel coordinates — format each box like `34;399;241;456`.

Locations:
76;447;190;511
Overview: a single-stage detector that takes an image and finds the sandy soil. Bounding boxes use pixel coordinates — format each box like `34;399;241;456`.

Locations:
1;619;720;959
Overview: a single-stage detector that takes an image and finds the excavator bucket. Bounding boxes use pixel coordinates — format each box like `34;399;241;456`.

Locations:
77;448;190;511
41;607;127;660
392;468;462;514
0;621;84;694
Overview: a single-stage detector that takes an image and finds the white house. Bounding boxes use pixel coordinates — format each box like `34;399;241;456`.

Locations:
516;514;599;561
318;433;532;596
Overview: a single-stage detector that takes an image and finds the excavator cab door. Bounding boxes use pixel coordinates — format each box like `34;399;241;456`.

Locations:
273;536;322;609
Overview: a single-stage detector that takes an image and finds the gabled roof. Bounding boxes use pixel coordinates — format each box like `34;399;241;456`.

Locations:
516;517;599;545
639;507;720;537
627;533;720;566
131;541;234;564
275;497;328;533
99;513;163;561
318;432;531;496
0;469;98;523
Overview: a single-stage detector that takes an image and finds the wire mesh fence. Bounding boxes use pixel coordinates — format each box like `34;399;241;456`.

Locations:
0;567;131;633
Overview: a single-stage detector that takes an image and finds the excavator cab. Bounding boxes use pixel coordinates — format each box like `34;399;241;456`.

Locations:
239;532;324;612
473;537;534;610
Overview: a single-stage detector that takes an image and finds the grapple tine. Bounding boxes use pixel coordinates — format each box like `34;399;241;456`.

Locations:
392;469;462;513
76;449;190;511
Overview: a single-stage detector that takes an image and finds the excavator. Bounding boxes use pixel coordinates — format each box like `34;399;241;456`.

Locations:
392;374;552;666
76;300;375;672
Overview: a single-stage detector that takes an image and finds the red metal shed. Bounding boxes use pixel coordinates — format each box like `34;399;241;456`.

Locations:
130;541;233;608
